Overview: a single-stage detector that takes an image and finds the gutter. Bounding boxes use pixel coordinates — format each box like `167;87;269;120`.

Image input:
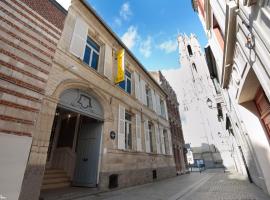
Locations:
80;0;167;97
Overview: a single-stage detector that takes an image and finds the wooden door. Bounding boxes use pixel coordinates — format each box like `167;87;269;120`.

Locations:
255;87;270;139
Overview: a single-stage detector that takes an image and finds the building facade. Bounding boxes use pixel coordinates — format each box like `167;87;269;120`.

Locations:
0;0;66;199
192;0;270;195
151;71;187;174
0;0;175;199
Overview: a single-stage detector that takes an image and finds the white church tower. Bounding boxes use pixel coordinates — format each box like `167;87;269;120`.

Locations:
177;34;237;169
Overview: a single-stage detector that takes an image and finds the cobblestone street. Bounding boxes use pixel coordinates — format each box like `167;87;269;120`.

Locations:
42;169;270;200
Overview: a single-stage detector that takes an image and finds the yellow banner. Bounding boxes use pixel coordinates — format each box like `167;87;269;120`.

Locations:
115;49;125;84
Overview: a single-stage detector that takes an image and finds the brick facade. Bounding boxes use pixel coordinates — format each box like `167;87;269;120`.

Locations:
151;71;187;174
0;0;66;199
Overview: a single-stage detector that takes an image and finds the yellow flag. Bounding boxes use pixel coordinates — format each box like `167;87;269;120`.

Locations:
115;49;125;84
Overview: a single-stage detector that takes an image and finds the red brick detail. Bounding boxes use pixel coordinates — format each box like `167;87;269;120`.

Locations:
0;129;32;137
0;49;49;75
0;16;56;53
4;0;62;35
20;0;66;30
0;60;47;83
0;7;57;46
0;37;52;67
2;0;60;40
0;100;39;113
0;72;45;94
0;114;34;125
1;25;53;59
0;86;41;103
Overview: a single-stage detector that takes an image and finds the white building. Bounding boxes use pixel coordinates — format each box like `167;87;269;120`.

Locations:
192;0;270;195
163;34;238;170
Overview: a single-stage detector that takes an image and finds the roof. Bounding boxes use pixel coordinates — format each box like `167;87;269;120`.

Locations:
80;0;167;96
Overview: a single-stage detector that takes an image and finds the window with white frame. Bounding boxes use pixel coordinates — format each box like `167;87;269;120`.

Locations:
160;99;166;118
83;36;100;70
163;129;169;154
146;86;153;109
125;112;132;149
148;121;154;152
119;70;132;94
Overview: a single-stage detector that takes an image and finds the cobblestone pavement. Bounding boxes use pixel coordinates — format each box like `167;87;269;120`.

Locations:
45;169;270;200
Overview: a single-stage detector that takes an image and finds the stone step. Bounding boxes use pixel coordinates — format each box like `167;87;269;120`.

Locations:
41;182;70;190
44;172;68;179
45;169;66;175
42;168;70;190
43;177;70;185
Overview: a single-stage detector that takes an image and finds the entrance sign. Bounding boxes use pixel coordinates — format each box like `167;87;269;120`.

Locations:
59;89;103;120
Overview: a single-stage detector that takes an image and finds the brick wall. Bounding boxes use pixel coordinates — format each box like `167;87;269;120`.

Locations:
0;0;66;138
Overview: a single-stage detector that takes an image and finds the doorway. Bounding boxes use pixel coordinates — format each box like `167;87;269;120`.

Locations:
43;106;102;190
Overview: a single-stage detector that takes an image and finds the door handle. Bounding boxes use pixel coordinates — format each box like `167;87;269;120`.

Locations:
83;158;88;162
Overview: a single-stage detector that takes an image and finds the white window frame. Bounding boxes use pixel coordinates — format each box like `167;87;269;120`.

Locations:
125;112;132;150
83;37;100;70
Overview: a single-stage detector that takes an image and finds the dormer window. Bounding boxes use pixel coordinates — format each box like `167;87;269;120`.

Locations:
83;37;100;70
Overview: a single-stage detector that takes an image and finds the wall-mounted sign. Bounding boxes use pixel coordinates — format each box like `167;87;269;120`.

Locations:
110;131;116;140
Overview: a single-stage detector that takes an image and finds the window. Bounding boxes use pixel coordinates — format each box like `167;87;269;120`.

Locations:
217;103;223;121
83;37;100;70
119;70;132;94
160;99;166;118
163;129;169;154
187;45;193;56
146;86;153;109
125;112;132;149
213;15;224;50
148;122;154;152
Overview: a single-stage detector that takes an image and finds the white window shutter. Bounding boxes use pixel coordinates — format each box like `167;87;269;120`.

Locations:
140;79;147;105
164;100;169;120
144;119;150;153
118;105;125;150
151;89;157;112
154;123;161;154
104;44;113;80
167;129;173;155
156;94;161;115
134;72;141;101
136;114;142;151
70;16;88;59
160;127;165;154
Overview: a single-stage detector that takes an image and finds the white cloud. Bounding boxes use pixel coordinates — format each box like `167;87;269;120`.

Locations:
120;2;132;20
114;17;122;27
139;36;152;58
121;26;138;49
158;40;178;54
55;0;71;10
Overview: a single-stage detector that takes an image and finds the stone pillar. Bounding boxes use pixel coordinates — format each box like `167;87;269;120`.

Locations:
19;97;58;200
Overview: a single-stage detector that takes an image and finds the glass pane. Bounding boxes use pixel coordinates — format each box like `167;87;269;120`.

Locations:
126;79;131;94
125;112;132;121
125;70;131;78
87;37;100;52
119;80;125;90
91;51;99;70
83;46;91;65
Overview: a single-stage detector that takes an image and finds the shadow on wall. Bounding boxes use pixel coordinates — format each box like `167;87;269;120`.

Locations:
190;143;224;169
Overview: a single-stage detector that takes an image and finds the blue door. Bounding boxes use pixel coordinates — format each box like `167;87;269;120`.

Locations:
73;119;102;187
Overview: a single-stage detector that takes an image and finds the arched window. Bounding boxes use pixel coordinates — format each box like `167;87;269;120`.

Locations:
192;63;197;72
187;45;193;56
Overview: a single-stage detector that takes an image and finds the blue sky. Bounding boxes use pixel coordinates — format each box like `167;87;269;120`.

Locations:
58;0;207;70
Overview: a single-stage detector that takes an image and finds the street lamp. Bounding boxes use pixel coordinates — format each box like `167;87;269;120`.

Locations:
206;98;213;109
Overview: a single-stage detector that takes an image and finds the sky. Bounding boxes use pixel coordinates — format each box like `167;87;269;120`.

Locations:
56;0;207;71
